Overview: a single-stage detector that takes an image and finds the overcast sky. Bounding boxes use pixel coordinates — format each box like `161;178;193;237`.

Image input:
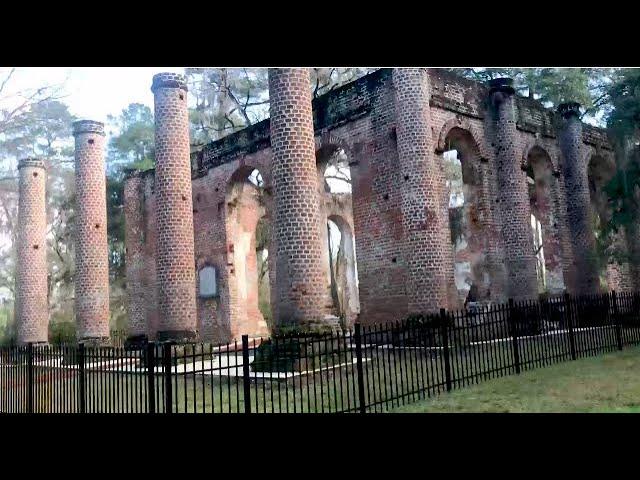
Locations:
7;67;186;127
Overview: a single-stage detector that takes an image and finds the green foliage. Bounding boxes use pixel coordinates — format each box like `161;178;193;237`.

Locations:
186;68;270;147
0;302;15;346
0;100;75;160
0;99;76;324
450;68;613;120
104;103;157;330
186;68;377;148
48;321;77;345
251;337;350;373
607;69;640;144
593;70;640;264
448;207;465;245
106;103;154;174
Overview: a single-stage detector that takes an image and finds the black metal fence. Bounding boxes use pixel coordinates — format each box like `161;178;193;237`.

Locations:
2;291;640;413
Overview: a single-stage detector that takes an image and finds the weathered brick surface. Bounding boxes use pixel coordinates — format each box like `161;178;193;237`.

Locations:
73;120;110;342
151;73;197;341
393;68;453;313
123;171;146;337
558;104;601;295
487;80;539;300
268;68;330;331
15;159;48;343
124;68;627;341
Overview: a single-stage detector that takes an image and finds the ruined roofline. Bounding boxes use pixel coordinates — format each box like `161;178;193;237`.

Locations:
125;68;612;182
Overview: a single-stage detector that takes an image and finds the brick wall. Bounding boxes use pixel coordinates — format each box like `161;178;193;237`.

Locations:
124;68;625;341
123;171;146;338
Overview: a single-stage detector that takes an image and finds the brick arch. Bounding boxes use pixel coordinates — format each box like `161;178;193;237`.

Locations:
584;148;616;175
522;141;560;174
435;117;490;160
315;131;355;161
586;149;617;223
225;158;272;190
196;257;219;271
326;213;360;325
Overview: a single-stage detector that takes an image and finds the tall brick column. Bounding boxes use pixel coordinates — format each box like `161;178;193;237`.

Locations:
151;73;197;342
15;159;48;344
488;78;538;300
393;68;452;313
123;171;147;341
73;120;110;343
558;102;601;295
268;68;330;332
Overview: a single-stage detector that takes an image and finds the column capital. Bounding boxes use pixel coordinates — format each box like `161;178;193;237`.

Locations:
151;72;188;93
72;120;105;137
488;77;515;95
558;102;582;120
18;158;46;170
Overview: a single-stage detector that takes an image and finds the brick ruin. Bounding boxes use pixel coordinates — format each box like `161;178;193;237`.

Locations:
121;68;633;344
73;120;110;344
11;67;634;345
15;159;48;344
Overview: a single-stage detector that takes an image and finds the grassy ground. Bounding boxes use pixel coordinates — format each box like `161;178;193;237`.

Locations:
393;345;640;413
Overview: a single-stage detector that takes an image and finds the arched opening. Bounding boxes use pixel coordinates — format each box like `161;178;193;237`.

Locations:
526;146;564;294
326;215;360;325
316;144;360;327
255;215;271;327
442;127;487;307
321;146;352;194
225;166;271;336
588;154;616;288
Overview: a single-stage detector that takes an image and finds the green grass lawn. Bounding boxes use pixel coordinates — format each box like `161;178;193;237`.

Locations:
393;345;640;413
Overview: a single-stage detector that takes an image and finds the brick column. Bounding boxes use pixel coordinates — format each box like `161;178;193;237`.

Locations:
151;73;197;342
488;78;538;300
15;159;48;344
123;170;147;341
558;102;601;295
268;68;330;332
393;68;452;313
73;120;110;343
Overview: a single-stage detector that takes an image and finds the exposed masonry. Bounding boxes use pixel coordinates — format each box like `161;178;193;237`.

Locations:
73;120;110;343
559;103;602;294
15;158;48;344
489;78;539;300
268;68;332;332
123;173;146;338
124;68;631;344
151;73;198;342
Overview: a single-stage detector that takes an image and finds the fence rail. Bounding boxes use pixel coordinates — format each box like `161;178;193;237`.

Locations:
2;291;640;413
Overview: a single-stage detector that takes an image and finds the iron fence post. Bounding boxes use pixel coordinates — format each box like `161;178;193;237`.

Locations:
147;342;156;414
508;299;521;374
612;290;623;350
354;323;366;413
162;343;173;414
241;335;251;414
78;343;86;413
27;343;34;413
565;292;577;360
440;308;452;392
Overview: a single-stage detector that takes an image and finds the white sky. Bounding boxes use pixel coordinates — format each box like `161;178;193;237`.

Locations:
7;67;186;132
